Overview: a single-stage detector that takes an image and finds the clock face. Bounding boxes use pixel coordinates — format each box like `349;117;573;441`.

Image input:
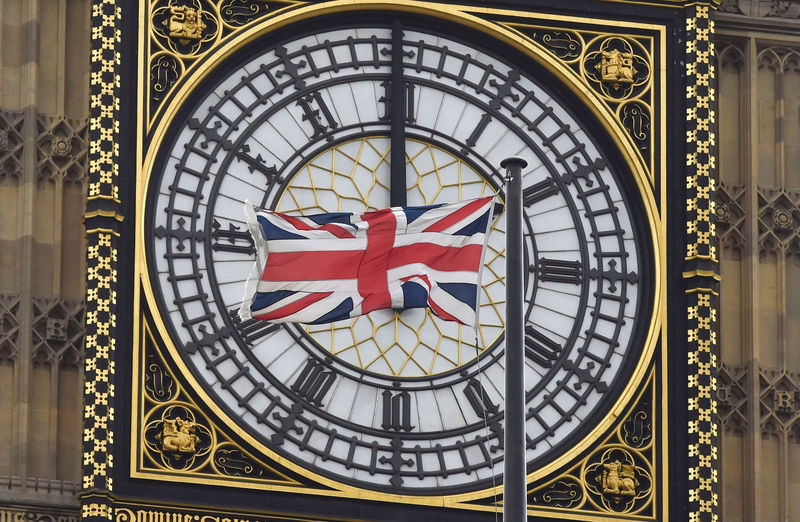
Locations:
144;19;653;495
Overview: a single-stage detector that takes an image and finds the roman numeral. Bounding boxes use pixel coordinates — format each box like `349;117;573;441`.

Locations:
381;390;414;432
228;309;280;347
296;92;338;140
235;144;280;184
291;358;336;406
378;80;416;123
463;379;499;417
461;113;491;154
524;325;562;368
536;258;582;285
211;219;255;256
523;178;558;206
405;83;416;123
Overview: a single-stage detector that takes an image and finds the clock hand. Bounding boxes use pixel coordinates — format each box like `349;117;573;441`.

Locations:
390;18;407;208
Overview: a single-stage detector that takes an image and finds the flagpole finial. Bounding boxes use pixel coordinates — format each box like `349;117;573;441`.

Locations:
500;156;528;170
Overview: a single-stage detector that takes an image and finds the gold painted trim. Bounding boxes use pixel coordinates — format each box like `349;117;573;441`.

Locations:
84;210;126;222
496;22;657;186
135;318;303;487
657;15;669;521
82;503;113;519
134;1;669;517
600;0;719;6
521;368;658;518
144;1;304;128
113;499;358;522
86;228;121;237
682;270;723;280
685;287;720;296
683;5;719;518
85;0;123;494
87;195;123;203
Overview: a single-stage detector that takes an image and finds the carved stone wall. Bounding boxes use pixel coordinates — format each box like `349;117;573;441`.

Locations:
718;0;800;19
714;32;800;520
0;0;90;511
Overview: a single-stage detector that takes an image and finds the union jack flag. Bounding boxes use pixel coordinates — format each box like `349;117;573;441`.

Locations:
239;196;496;327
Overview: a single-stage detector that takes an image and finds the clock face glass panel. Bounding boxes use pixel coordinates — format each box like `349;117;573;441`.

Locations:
145;19;653;494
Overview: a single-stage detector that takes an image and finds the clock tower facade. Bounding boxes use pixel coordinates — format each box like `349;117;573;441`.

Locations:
80;1;718;521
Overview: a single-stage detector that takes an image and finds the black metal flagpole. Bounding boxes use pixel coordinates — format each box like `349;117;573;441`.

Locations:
500;156;528;521
390;19;406;208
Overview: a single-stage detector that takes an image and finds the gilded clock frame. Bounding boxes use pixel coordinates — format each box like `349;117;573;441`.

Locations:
120;1;675;520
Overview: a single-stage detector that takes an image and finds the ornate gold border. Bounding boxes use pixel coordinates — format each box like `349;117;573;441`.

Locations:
497;23;657;185
136;316;307;489
682;4;720;522
132;1;669;518
521;368;658;518
82;1;122;519
683;4;720;521
143;0;304;127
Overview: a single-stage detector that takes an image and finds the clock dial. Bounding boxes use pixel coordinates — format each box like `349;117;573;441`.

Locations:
276;136;505;378
145;20;652;494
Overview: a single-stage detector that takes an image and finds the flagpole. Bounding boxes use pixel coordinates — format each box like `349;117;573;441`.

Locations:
501;156;527;521
389;18;406;208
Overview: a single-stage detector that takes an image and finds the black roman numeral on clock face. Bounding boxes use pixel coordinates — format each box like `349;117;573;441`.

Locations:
381;390;414;432
536;258;583;285
524;325;562;368
523;178;558;206
463;379;499;417
291;358;336;406
235;144;279;184
228;310;280;347
211;219;255;255
461;113;492;155
379;80;416;123
296;92;339;140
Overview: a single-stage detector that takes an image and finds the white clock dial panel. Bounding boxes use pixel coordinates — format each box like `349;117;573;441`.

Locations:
145;21;651;494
